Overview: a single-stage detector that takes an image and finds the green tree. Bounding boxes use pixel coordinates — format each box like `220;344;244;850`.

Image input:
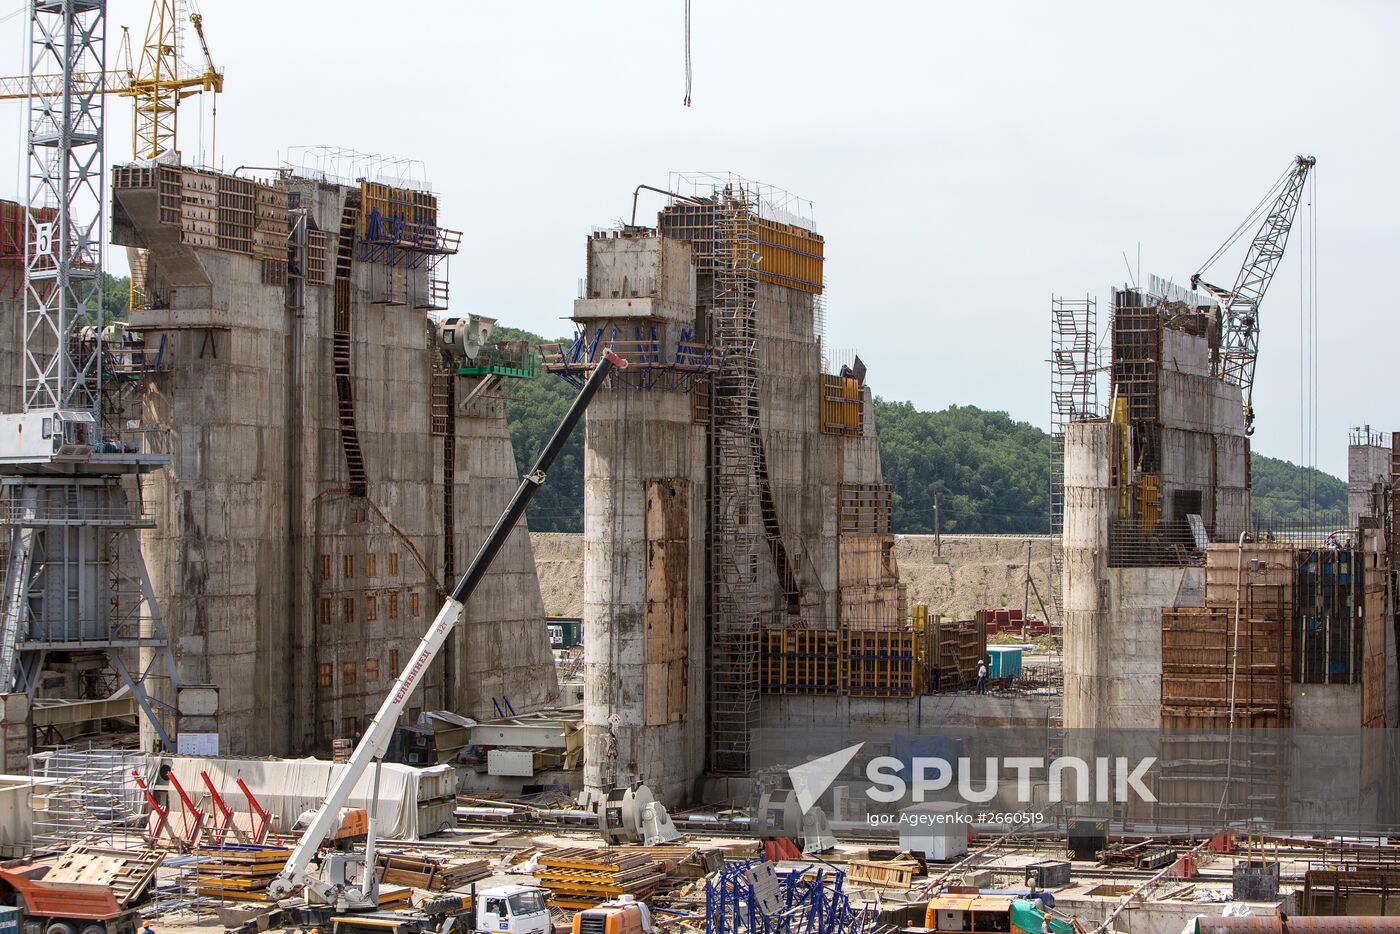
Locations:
495;326;1348;534
492;325;585;532
101;273;130;323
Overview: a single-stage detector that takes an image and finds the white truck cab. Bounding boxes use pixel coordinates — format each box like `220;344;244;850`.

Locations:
475;885;551;934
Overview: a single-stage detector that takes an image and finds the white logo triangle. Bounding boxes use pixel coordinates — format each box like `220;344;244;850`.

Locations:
787;742;864;813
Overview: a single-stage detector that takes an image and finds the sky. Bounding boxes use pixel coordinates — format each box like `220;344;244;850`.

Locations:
4;0;1396;478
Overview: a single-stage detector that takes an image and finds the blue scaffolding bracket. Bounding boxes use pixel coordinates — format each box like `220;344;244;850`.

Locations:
539;325;717;391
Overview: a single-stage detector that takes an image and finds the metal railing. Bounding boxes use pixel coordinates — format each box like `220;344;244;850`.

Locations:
1108;513;1353;568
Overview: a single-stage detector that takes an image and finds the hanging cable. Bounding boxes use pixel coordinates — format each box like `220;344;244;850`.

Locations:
1298;180;1307;518
683;0;692;107
1304;170;1316;526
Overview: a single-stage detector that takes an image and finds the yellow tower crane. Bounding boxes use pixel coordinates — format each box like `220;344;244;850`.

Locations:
0;0;224;159
0;0;225;308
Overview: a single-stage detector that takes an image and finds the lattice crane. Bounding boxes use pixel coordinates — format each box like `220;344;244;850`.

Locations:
0;0;224;160
1191;155;1315;435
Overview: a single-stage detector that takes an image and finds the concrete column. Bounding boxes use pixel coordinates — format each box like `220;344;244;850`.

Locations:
1349;443;1391;528
1061;420;1115;730
581;389;705;805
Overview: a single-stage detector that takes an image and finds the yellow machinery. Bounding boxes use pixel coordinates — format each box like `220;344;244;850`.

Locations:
925;895;1016;933
0;0;223;159
573;896;655;934
0;0;225;308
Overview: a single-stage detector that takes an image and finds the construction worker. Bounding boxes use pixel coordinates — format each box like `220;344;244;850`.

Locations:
976;659;988;695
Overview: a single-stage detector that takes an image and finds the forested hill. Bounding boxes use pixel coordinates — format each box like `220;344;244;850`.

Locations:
495;326;1346;534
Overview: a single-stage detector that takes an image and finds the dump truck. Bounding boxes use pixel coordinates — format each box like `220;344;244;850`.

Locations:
0;868;142;934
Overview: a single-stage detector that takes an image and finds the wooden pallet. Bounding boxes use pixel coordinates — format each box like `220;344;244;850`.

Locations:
375;852;491;891
847;858;919;889
46;846;164;907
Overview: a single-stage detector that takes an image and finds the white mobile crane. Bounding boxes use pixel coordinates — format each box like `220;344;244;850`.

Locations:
1191;155;1315;435
266;349;625;912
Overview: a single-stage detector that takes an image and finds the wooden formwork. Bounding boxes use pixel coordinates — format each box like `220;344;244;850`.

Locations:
839;483;894;535
1160;606;1290;728
1204;543;1294;622
655;202;824;294
933;615;987;689
360;181;439;246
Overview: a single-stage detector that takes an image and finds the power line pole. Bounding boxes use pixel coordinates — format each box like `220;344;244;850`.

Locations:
932;491;945;564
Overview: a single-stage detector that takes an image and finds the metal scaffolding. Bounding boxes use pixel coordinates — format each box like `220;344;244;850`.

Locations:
1049;296;1098;534
707;185;763;776
30;745;148;853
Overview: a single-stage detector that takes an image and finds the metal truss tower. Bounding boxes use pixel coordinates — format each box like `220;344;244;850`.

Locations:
0;0;180;750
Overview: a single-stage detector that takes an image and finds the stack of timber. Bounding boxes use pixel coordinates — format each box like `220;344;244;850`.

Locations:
847;857;921;889
193;843;290;901
375;851;492;891
535;847;668;909
44;846;163;906
609;845;718;878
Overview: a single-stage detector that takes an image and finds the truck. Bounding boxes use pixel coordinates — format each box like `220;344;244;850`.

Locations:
232;886;552;934
572;895;655;934
0;869;141;934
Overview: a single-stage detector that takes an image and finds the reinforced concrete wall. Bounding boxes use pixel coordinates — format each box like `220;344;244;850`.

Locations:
112;166;555;755
1063;298;1244;730
574;232;708;804
568;205;901;805
1349;443;1391;528
1061;420;1206;729
1158;326;1250;530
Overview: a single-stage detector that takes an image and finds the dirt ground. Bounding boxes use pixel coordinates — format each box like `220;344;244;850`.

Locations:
531;532;1056;621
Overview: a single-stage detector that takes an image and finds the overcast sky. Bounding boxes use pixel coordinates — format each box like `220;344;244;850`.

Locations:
5;0;1395;478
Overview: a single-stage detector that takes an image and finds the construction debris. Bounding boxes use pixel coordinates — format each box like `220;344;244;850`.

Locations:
43;845;163;906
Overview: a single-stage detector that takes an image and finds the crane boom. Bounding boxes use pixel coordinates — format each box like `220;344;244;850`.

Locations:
1192;155;1314;434
267;349;625;908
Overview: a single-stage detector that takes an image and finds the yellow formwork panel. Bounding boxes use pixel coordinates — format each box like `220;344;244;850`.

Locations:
819;374;863;437
755;216;824;293
360;181;438;244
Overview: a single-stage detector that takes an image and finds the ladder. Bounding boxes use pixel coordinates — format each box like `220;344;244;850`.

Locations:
333;193;367;496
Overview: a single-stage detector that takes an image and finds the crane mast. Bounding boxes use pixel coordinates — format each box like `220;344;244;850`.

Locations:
1191;155;1314;435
